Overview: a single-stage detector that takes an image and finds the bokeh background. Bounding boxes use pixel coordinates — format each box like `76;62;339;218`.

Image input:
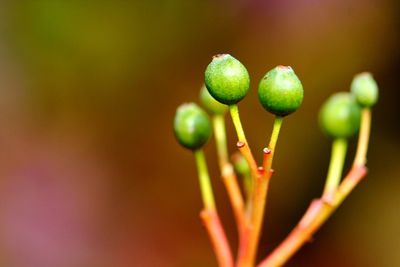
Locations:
0;0;399;266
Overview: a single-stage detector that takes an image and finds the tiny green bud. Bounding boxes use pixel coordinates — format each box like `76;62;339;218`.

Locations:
174;103;212;150
204;54;250;105
199;85;228;115
319;92;361;139
258;66;304;116
231;152;250;176
350;72;379;107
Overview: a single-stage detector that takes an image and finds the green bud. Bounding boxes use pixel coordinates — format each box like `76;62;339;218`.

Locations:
319;92;361;139
204;54;250;105
350;72;379;107
231;152;250;176
258;66;304;116
174;103;212;150
199;85;228;115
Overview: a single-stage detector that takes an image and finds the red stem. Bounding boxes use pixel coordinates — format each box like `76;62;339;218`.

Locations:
257;166;367;267
201;209;234;267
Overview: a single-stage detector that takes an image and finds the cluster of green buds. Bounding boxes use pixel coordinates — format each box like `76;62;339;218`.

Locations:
320;72;378;139
173;54;378;267
318;72;378;201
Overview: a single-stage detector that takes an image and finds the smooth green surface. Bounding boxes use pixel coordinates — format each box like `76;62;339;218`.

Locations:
212;115;229;165
269;116;283;153
232;152;252;198
194;149;215;210
200;85;228;115
174;103;212;150
323;138;348;196
351;72;379;107
264;116;283;171
319;92;361;138
232;153;250;176
205;54;250;105
258;66;304;116
229;104;247;142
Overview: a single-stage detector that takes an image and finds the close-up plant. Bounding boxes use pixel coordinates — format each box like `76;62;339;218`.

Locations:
174;54;379;267
1;1;399;267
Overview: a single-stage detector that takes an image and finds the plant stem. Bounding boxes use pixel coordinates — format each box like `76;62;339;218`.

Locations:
213;115;246;234
231;151;253;215
258;109;373;267
213;115;229;166
322;138;347;201
229;104;247;143
200;210;235;267
228;104;259;267
194;149;216;210
238;116;284;267
229;104;259;178
194;149;234;267
257;166;367;267
263;116;283;170
353;108;371;167
243;172;253;204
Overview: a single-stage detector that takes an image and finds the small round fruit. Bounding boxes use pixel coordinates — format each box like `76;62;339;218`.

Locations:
258;66;304;116
174;103;212;150
350;72;378;107
232;152;250;176
204;54;250;105
319;92;361;139
199;85;228;115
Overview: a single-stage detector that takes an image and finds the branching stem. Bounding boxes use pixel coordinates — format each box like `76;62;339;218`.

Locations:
213;115;246;235
194;149;234;267
257;166;367;267
229;104;259;178
257;109;373;267
238;116;283;267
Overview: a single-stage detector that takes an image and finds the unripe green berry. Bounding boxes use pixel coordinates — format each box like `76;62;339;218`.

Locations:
200;85;228;115
258;66;304;116
204;54;250;105
350;72;379;107
174;103;212;150
319;92;361;139
232;152;250;176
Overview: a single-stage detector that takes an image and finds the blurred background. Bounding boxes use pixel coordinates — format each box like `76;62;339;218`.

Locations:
0;0;399;266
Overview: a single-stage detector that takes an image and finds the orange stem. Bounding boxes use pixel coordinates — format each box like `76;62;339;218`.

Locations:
237;141;259;179
221;164;246;236
194;149;233;266
235;142;260;267
213;115;246;236
257;166;367;267
258;109;372;267
201;209;235;267
238;117;283;267
229;105;259;179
